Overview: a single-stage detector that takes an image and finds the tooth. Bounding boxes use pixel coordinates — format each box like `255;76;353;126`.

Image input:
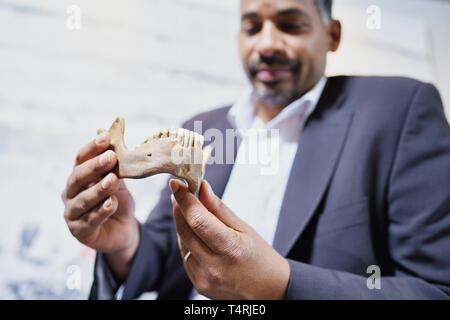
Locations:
183;129;189;148
143;135;155;144
198;134;204;148
192;134;197;148
195;133;200;147
177;128;184;145
192;133;199;148
182;129;189;148
179;129;184;146
188;130;194;148
185;130;189;145
189;131;194;148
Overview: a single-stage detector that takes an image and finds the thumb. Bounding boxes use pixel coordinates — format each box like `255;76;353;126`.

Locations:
169;179;200;210
199;180;247;231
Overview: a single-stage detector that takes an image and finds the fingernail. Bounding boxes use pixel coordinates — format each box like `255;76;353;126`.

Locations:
96;132;107;145
204;180;213;194
99;151;111;166
103;197;112;209
202;180;215;198
169;179;180;194
101;174;112;190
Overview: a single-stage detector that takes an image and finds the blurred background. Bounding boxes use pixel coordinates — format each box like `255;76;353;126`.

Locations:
0;0;449;299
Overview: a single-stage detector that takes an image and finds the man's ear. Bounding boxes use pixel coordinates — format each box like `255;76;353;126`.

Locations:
328;19;342;52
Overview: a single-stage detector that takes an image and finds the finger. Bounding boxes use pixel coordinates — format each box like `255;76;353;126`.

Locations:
65;173;119;221
66;150;117;199
180;246;201;286
172;196;212;261
75;132;111;166
67;195;118;241
170;179;237;254
176;234;189;258
199;180;247;232
175;232;201;286
81;195;118;227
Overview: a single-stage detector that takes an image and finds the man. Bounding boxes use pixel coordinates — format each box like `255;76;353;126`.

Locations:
61;0;450;299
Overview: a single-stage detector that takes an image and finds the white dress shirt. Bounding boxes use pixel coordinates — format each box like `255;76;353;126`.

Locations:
191;77;327;299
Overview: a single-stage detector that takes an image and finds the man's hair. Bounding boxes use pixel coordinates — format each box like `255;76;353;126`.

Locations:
314;0;333;23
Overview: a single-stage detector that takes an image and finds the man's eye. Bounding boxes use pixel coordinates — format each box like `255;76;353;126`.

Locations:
280;24;308;33
241;23;261;35
244;28;259;35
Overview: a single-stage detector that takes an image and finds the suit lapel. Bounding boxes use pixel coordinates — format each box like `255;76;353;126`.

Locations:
273;79;354;256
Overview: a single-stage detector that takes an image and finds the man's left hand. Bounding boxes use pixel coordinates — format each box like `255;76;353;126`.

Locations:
169;179;290;300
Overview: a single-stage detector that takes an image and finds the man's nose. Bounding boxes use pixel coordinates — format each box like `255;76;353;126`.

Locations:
255;21;284;57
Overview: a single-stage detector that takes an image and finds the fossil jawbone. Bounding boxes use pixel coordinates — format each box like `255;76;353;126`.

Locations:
99;117;211;195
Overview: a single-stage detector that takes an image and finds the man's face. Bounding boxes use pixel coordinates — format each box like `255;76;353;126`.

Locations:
239;0;340;107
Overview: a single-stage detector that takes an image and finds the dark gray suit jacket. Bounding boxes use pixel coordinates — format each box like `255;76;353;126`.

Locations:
90;76;450;299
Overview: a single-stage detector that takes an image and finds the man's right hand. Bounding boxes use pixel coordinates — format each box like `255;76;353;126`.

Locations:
62;132;140;281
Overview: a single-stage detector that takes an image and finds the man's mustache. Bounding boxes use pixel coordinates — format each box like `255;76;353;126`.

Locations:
248;55;301;76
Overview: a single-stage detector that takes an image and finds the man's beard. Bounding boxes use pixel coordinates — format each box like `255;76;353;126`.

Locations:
247;54;302;108
251;88;299;107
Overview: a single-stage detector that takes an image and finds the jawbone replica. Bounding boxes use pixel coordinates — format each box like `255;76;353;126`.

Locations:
98;117;212;195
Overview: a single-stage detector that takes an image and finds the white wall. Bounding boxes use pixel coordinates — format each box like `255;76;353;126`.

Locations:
0;0;448;299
